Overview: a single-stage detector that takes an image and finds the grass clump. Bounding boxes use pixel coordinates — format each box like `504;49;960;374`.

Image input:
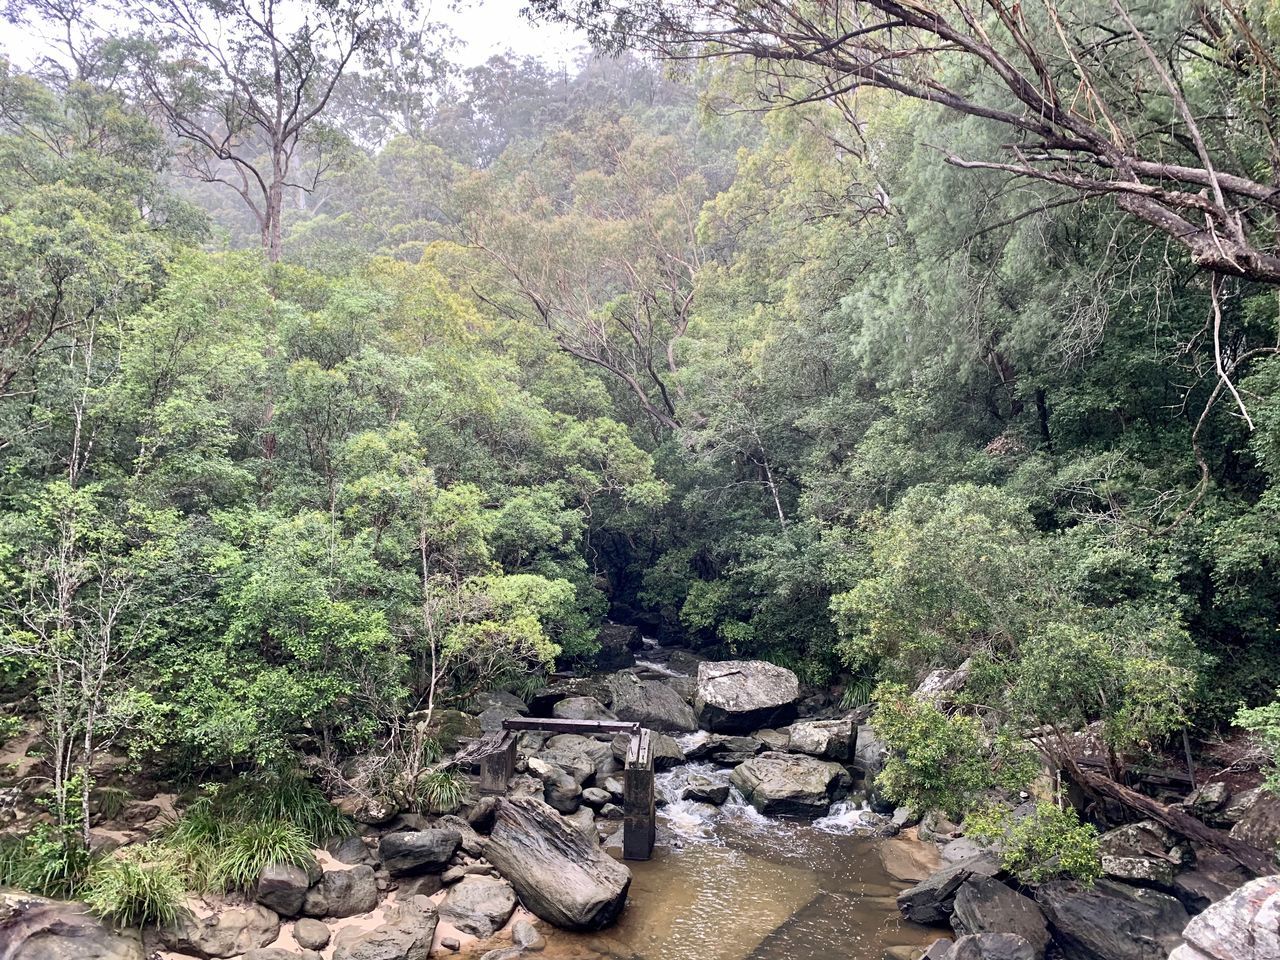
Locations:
85;845;185;927
0;824;94;898
418;768;468;814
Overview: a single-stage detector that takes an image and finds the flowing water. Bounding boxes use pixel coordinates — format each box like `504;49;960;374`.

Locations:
539;756;941;960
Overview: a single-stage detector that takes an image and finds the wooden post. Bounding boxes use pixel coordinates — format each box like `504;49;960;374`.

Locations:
479;730;517;795
623;728;655;861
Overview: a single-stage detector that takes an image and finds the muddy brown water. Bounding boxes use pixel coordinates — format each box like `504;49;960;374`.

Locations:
537;761;940;960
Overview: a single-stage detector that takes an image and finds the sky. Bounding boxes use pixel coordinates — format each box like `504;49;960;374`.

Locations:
0;0;588;70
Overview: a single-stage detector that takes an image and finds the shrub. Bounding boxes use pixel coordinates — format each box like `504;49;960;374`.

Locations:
967;801;1102;884
85;845;185;927
417;768;468;814
211;820;314;892
0;824;94;898
0;714;22;748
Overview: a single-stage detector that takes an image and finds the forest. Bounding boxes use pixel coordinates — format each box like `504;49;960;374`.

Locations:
2;0;1280;957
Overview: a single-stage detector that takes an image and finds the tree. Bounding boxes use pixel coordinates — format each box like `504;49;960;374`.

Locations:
125;0;381;261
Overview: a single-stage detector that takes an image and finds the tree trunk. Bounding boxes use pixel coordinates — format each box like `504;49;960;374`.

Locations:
264;178;284;263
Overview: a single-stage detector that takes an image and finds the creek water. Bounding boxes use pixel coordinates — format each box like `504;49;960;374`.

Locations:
539;758;940;960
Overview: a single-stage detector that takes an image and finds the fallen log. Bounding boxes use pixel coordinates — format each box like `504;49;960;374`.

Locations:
1071;764;1273;877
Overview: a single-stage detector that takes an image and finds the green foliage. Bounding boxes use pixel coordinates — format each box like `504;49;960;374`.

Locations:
417;768;469;814
85;845;186;928
967;802;1102;885
0;714;21;748
211;821;314;892
1237;693;1280;795
0;824;94;898
870;683;1037;818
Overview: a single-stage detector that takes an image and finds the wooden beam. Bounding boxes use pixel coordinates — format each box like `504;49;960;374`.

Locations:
479;730;518;795
502;717;641;737
623;728;655;861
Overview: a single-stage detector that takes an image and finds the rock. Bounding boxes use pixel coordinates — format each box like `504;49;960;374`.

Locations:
511;918;546;951
694;660;800;733
1220;785;1259;825
1170;853;1251;913
914;660;972;701
0;892;144;960
897;855;1001;925
1101;854;1175;890
607;673;697;732
602;776;624;801
1097;820;1186;863
256;862;315;917
949;933;1037;960
728;751;852;818
951;877;1050;958
942;836;994;866
552;697;618;722
422;709;483;750
878;837;942;883
479;949;523;960
919;810;963;843
326;835;377;866
563;806;597;839
331;895;438;960
594;623;642;671
380;828;462;876
1169;874;1280;960
599;802;623;819
302;865;379;918
787;718;856;761
1229;790;1280;857
922;941;955;960
1185;781;1230;820
338;796;400;825
1036;879;1187;960
651;732;686;771
292;919;331;951
440;937;461;952
482;796;632;930
473;689;531;717
439;876;518;938
545;734;618;780
853;724;888;779
528;679;613;716
540;768;583;814
682;775;729;805
396;873;444;900
243;949;319;960
582;787;611;808
162;904;281;958
664;676;697;702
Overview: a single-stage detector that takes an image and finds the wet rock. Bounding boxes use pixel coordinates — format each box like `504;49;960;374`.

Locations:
256;862;316;916
682;775;729;805
331;895;438;960
380;828;462;876
853;724;888;779
663;676;697;702
594;623;642;671
1036;879;1187;960
482;796;632;930
293;919;331;951
694;660;800;733
440;876;518;937
951;877;1050;957
1168;874;1280;960
162;904;281;958
1170;853;1250;913
897;855;1001;925
949;933;1037;960
0;891;144;960
729;751;851;818
1229;790;1280;857
512;918;546;951
302;865;379;918
787;718;856;761
878;837;941;883
552;697;618;723
607;673;697;733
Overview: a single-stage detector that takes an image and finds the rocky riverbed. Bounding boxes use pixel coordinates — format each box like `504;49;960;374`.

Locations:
5;627;1280;960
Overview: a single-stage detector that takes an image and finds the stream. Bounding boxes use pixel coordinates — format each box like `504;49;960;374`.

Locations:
539;751;940;960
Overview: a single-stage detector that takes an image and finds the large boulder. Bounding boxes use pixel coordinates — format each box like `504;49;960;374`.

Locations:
302;865;379;918
728;751;851;818
897;855;1001;925
1170;853;1251;912
853;724;888;779
593;623;642;671
256;861;318;917
694;660;800;734
332;895;438;960
0;892;144;960
788;718;856;761
162;904;281;958
380;828;461;876
482;796;631;931
439;876;518;937
607;673;697;733
527;679;613;717
1036;879;1187;960
1229;790;1280;859
951;877;1050;958
551;697;618;723
544;734;618;780
1168;874;1280;960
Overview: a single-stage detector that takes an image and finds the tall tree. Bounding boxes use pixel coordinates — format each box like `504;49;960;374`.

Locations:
126;0;380;261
